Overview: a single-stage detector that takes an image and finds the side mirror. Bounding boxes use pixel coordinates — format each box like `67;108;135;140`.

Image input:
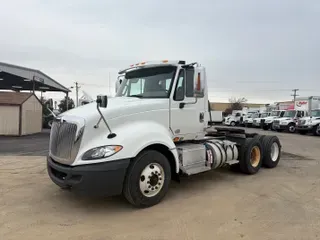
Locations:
96;95;108;108
116;76;123;93
194;68;205;98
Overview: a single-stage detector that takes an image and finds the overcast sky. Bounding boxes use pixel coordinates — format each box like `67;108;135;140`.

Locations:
1;0;319;104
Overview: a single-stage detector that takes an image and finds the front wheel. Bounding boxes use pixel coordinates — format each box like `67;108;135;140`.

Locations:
262;124;270;130
230;121;236;127
312;124;320;136
287;123;296;133
123;150;171;208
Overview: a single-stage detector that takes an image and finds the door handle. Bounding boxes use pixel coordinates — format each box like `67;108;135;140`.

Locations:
199;112;204;122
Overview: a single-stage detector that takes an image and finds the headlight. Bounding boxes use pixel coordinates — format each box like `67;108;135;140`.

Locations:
82;145;123;160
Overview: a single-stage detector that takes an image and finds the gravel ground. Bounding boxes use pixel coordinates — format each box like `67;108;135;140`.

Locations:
1;128;320;240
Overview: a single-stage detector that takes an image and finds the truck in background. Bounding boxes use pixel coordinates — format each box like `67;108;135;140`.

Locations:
260;110;286;130
294;96;320;115
272;109;308;133
46;60;282;208
252;112;271;128
296;108;320;136
244;112;260;128
209;110;223;124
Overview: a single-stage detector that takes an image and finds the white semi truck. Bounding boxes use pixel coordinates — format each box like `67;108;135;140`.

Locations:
252;112;271;128
47;60;282;208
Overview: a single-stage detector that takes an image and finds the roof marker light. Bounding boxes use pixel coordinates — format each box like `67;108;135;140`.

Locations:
162;60;168;63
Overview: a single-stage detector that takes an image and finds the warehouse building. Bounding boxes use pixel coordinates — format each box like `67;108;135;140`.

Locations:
0;92;43;136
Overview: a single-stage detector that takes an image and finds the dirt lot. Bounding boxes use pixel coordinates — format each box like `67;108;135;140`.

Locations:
1;128;320;240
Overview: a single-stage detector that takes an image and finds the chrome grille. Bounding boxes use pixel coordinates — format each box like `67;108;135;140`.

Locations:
298;120;306;125
273;120;280;125
49;119;83;164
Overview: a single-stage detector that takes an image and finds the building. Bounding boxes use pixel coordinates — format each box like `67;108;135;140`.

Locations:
0;92;42;136
210;102;266;112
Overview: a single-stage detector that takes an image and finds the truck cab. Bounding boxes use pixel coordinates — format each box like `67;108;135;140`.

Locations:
252;112;271;128
46;60;282;208
297;108;320;136
261;110;285;130
273;110;308;133
224;111;245;126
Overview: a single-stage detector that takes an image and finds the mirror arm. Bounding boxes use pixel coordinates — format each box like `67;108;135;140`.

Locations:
179;97;198;109
94;101;116;139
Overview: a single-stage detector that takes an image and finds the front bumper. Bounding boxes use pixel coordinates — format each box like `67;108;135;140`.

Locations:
47;156;130;197
296;125;313;132
273;124;287;130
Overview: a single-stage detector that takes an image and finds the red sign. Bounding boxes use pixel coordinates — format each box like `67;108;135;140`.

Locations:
296;101;308;107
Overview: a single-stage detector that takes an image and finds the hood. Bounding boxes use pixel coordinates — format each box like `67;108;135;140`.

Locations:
60;97;169;122
275;117;293;121
264;116;279;120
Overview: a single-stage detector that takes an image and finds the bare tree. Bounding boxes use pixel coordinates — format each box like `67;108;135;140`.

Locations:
228;97;247;111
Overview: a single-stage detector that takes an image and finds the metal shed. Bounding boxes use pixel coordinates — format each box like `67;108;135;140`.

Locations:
0;92;42;136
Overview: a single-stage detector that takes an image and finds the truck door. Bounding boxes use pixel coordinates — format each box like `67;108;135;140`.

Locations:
170;67;206;140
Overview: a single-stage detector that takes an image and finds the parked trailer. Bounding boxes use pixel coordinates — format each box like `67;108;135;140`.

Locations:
46;60;282;208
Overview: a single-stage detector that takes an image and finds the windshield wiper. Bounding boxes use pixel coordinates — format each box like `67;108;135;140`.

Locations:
129;94;144;98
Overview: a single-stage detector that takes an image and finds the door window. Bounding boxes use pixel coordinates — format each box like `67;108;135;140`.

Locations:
174;70;185;101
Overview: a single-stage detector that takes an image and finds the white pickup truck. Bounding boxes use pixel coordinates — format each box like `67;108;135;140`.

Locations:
46;60;282;208
296;109;320;136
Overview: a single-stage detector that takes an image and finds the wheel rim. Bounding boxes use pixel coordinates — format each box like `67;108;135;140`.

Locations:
270;142;280;162
289;125;295;132
231;122;235;126
316;126;320;135
250;146;261;167
139;163;165;197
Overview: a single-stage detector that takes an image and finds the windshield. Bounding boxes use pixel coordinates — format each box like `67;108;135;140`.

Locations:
261;113;268;118
283;110;296;118
271;111;280;116
115;66;176;98
311;110;320;117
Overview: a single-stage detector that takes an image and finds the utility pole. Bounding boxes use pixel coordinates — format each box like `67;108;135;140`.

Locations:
70;82;81;107
75;82;80;107
291;89;299;102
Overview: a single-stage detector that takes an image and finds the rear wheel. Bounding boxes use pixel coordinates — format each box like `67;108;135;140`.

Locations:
261;136;281;168
239;138;263;175
123;150;171;208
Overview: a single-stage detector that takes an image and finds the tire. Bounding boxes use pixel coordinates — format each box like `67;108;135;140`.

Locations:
298;130;307;135
230;121;236;127
287;123;296;133
312;124;320;136
239;138;263;175
123;150;171;208
262;125;270;130
261;136;281;168
276;129;283;132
